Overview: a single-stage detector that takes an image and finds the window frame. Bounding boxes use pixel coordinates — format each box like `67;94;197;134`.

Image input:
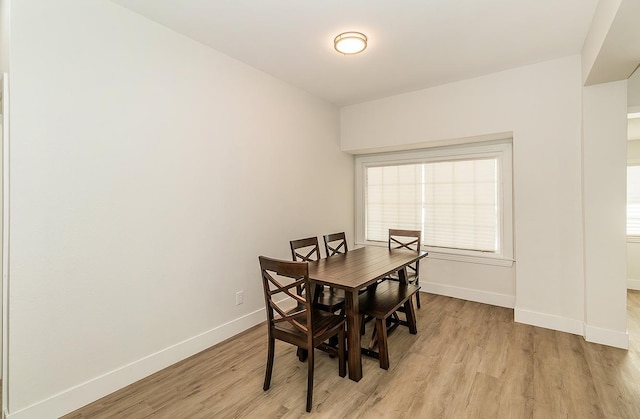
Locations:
355;140;514;266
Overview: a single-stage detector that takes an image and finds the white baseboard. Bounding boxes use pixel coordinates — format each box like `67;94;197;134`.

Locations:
584;324;629;349
7;308;267;419
515;309;629;349
421;282;515;308
628;278;640;290
514;308;584;336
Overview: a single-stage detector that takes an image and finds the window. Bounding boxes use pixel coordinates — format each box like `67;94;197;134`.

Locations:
355;141;513;265
628;165;640;239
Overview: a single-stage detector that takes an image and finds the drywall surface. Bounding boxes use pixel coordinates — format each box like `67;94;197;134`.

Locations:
8;0;353;416
581;0;622;84
341;56;586;333
582;80;628;347
629;65;640;108
628;139;640;287
0;0;9;74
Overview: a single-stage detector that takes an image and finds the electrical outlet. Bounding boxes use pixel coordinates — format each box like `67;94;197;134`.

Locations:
236;291;244;305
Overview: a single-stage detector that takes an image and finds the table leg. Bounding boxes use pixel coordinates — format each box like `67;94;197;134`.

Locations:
397;266;408;285
344;289;362;381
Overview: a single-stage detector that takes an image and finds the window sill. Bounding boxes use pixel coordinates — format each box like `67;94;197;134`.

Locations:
356;241;514;267
426;251;514;267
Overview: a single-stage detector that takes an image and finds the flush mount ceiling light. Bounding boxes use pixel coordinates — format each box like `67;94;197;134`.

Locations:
334;32;367;55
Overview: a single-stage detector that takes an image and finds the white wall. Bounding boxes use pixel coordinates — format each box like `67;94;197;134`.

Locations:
629;139;640;289
0;0;9;396
630;141;640;161
0;80;4;382
423;258;514;308
582;81;628;347
581;0;622;84
0;0;9;74
7;0;353;417
341;56;587;334
629;67;640;108
629;68;640;290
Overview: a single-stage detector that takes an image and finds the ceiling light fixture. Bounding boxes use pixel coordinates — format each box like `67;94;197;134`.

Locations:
334;32;367;55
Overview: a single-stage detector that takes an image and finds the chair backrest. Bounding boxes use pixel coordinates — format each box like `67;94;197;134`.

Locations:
323;232;348;256
388;229;421;251
388;229;421;276
290;237;321;262
259;256;313;339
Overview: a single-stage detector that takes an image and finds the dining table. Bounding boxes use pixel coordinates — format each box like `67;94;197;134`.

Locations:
307;245;428;382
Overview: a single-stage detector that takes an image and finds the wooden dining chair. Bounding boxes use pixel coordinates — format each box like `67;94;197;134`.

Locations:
290;237;345;313
387;229;422;308
259;256;346;412
289;237;321;262
323;232;349;256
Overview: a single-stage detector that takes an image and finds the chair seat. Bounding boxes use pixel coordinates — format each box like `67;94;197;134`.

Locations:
387;271;417;279
315;288;346;312
274;309;345;347
359;281;420;319
385;271;418;282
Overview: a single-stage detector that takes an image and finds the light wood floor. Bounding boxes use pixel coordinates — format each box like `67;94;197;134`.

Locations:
65;291;640;418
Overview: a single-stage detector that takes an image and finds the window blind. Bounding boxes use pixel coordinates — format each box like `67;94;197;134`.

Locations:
628;165;640;236
365;158;499;253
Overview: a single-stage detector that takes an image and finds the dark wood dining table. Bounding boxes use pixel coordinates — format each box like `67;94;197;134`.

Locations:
307;245;428;381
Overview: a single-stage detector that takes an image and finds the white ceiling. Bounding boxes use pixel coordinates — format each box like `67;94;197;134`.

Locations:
110;0;599;106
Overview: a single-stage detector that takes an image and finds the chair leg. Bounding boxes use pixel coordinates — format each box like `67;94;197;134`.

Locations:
263;336;275;391
297;347;308;362
376;318;390;370
415;282;421;308
338;327;346;378
328;335;338;349
306;347;315;412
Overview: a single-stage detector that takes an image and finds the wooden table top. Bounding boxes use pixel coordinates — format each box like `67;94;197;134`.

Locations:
307;246;427;291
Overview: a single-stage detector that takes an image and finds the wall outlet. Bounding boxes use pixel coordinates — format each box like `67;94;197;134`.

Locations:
236;291;244;306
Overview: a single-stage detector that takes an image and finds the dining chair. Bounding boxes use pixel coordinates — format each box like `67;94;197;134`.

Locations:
387;229;422;308
323;232;349;256
289;236;321;262
290;237;345;313
259;256;346;412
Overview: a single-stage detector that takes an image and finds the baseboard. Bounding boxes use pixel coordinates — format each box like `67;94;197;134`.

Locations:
628;278;640;290
421;282;515;309
514;308;584;336
7;308;267;419
584;324;629;349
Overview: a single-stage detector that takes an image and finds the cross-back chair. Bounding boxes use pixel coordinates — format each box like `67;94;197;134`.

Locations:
323;232;349;256
356;229;423;370
290;237;344;313
289;237;321;262
388;229;422;308
259;256;346;412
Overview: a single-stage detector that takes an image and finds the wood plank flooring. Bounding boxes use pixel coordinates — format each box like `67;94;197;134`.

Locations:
64;291;640;418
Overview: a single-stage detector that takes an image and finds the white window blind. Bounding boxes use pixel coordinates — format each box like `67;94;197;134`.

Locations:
628;165;640;236
365;158;499;252
366;163;423;240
